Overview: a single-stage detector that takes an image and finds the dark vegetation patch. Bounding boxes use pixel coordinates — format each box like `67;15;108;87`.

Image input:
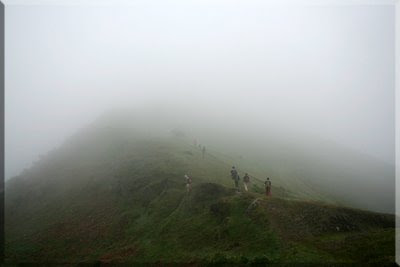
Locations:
310;228;395;263
191;183;234;204
259;198;395;241
209;200;230;222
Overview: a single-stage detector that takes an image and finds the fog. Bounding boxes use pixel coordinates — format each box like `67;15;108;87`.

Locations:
6;1;394;182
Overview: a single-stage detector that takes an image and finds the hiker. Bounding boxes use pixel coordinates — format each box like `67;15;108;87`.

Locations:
230;166;240;191
264;177;271;196
202;146;206;159
243;173;250;192
184;174;192;193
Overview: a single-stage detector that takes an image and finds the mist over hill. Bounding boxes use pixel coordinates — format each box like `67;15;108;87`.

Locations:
8;108;394;213
86;109;394;213
5;111;394;264
5;110;395;264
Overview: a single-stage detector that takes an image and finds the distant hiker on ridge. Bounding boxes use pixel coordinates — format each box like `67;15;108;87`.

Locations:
243;173;250;192
230;166;240;191
184;174;192;193
264;177;271;196
202;146;206;159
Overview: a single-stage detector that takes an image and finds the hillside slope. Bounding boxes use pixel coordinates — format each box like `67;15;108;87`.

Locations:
5;126;395;264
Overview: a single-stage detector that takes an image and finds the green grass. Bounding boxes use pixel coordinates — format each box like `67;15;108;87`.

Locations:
4;133;396;264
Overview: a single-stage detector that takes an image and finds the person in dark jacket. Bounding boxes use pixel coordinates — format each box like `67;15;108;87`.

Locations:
231;166;240;191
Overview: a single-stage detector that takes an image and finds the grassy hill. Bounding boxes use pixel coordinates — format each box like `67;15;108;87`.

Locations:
5;123;395;264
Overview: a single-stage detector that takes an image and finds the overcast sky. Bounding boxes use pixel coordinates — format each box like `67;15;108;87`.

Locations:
5;1;395;179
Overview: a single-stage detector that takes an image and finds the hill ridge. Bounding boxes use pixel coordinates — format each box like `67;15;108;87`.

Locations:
5;128;395;264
